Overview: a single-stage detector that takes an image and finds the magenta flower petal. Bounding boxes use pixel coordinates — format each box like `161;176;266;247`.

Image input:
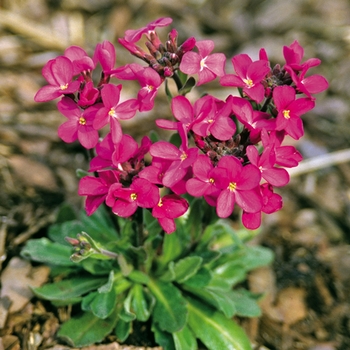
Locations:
180;51;201;74
216;189;235;218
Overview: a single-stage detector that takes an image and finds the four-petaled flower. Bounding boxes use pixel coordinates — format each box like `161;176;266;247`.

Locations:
34;56;80;102
57;97;100;149
93;84;139;143
273;85;315;140
220;54;270;103
180;40;226;85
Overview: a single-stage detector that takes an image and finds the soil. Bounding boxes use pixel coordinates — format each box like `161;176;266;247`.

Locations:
1;1;350;350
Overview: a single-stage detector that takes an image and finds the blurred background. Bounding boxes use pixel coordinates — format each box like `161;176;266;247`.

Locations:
0;1;350;349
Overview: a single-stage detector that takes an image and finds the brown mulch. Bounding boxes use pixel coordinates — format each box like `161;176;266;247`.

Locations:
1;1;350;349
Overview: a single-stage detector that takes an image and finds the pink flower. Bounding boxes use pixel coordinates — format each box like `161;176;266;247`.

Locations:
77;81;99;107
246;145;290;187
57;97;100;149
191;95;236;141
186;155;222;206
34;56;80;102
261;130;302;168
242;183;282;229
106;178;159;217
215;156;262;218
150;124;198;188
152;194;189;234
220;54;270;103
273;85;315;140
93;41;117;75
93;84;139;144
89;133;139;172
180;40;226;86
134;67;162;112
123;17;173;43
231;96;274;143
156;95;209;131
64;46;94;75
78;171;119;215
283;40;304;67
284;64;329;99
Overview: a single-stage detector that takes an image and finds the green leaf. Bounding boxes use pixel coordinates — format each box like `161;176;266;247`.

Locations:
130;283;155;322
179;77;196;96
80;205;118;244
55;203;77;223
51;297;82;307
173;325;197;350
231;290;262;317
88;288;118;319
80;258;114;275
98;270;115;293
148;279;187;333
76;168;89;179
117;254;133;276
183;267;212;288
115;318;132;342
143;208;162;237
183;285;236;318
184;197;203;241
152;322;176;350
32;276;107;301
157;232;183;271
58;309;118;347
48;221;84;245
213;260;247;286
21;238;75;267
241;246;274;271
128;270;150;284
173;256;203;284
149;129;161;143
186;297;252;350
119;289;136;322
165;79;173;101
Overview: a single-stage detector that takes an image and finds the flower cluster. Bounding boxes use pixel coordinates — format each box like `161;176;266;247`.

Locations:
35;17;328;233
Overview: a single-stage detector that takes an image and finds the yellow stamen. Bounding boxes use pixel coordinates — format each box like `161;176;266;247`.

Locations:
60;83;68;90
228;182;237;192
79;116;86;125
180;152;187;161
283;110;290;119
209;178;215;184
130;193;137;201
158;199;163;207
243;78;253;87
108;108;116;118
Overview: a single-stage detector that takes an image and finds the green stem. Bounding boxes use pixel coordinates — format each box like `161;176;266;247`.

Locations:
172;72;183;92
260;95;272;112
99;248;118;259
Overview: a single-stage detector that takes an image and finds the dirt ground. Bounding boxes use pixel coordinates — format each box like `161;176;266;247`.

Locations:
0;1;350;349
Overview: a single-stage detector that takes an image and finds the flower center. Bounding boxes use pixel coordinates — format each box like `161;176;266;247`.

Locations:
158;199;163;207
200;57;207;71
180;152;188;161
283;110;290;119
79;116;86;125
146;85;154;92
243;78;254;87
108;108;117;118
228;182;237;192
60;83;68;90
209;178;215;184
130;193;137;201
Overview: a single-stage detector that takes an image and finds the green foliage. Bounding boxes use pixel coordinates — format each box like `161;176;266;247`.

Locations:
21;202;273;349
